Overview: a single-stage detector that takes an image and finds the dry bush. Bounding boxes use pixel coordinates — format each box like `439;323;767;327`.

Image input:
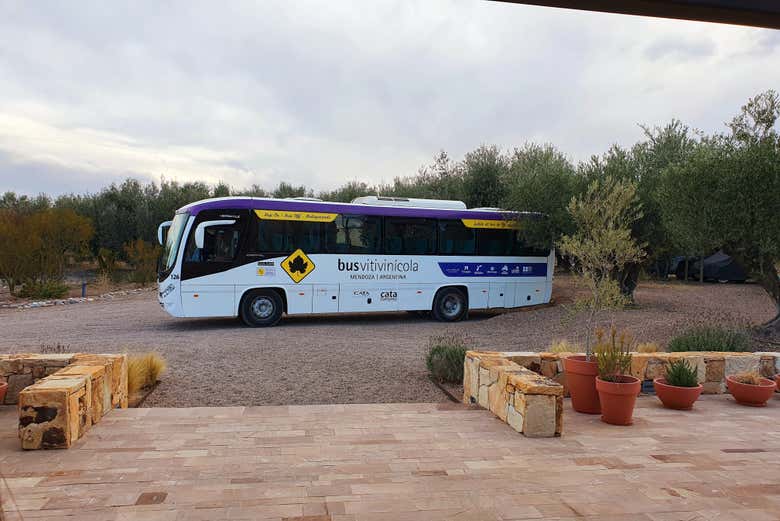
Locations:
93;271;112;294
731;371;763;385
636;342;660;353
548;339;581;354
124;239;161;285
128;352;167;394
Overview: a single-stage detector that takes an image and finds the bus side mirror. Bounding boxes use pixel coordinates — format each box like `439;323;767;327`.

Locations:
194;220;236;249
157;221;172;245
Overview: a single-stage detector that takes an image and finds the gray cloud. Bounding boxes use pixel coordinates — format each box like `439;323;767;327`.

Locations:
0;0;778;196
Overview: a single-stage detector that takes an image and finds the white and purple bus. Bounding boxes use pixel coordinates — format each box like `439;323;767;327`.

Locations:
157;196;553;326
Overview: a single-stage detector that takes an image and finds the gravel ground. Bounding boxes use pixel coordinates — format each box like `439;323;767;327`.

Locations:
0;276;775;407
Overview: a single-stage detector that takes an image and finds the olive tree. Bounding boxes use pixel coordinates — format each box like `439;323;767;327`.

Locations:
658;139;723;282
558;177;646;352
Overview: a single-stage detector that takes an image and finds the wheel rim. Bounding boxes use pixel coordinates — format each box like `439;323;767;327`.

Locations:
251;296;275;319
441;294;462;318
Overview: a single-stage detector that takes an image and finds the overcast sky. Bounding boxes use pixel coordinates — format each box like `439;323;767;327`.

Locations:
1;0;778;196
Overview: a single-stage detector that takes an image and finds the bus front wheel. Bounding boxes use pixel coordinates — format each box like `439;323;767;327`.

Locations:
240;289;284;327
432;287;467;322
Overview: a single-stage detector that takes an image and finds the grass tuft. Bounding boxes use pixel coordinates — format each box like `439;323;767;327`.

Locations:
128;352;167;394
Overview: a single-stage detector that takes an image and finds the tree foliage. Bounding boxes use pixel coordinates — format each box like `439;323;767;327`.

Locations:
502;143;581;243
0;208;93;295
558;177;646;351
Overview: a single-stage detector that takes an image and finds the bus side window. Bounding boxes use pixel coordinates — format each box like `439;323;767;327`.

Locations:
476;229;513;256
327;215;381;254
438;220;475;255
384;218;436;255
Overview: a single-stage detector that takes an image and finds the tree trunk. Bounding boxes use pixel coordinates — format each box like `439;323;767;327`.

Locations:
699;255;704;283
617;263;640;300
756;263;780;338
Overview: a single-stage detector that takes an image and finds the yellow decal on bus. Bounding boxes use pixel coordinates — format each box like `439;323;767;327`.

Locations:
461;219;520;230
282;249;315;283
254;209;338;222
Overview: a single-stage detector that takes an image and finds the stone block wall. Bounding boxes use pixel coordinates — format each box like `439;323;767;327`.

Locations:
1;353;129;450
0;354;74;404
464;351;563;437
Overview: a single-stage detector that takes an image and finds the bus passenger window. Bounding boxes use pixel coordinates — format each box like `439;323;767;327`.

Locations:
384;218;436;255
326;215;381;254
476;229;513;256
438;220;476;255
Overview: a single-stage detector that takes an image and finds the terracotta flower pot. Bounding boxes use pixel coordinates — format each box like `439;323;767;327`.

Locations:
775;374;780;391
563;355;600;414
653;378;703;410
0;381;7;404
726;375;777;407
596;375;640;425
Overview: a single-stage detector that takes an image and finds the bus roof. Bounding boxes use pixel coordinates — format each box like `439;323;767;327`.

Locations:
177;196;545;221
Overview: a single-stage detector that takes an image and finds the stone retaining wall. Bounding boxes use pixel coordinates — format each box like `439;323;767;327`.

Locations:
1;353;128;449
463;351;563;437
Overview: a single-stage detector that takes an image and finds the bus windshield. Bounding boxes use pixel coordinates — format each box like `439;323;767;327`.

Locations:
162;213;189;272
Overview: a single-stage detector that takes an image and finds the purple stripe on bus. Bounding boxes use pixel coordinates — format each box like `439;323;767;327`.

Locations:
178;197;525;220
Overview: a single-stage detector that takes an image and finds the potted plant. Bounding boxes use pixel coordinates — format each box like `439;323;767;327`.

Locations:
654;359;703;410
558;178;645;415
594;327;640;425
563;352;600;414
726;371;777;407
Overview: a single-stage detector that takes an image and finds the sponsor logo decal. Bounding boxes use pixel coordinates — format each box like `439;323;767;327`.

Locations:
380;291;397;301
256;260;276;277
282;249;315;283
337;258;418;280
438;262;547;277
254;209;337;222
461;219;520;229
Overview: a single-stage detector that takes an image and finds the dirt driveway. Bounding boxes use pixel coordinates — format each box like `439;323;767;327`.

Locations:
0;277;775;407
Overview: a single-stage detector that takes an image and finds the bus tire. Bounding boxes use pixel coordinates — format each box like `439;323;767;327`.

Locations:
432;287;468;322
240;289;284;327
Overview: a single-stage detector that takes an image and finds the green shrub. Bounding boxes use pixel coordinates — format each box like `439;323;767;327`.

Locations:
665;359;698;387
425;332;469;384
667;326;750;352
17;280;69;299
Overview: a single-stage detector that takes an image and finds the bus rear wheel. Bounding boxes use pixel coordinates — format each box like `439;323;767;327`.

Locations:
432;287;467;322
240;289;283;327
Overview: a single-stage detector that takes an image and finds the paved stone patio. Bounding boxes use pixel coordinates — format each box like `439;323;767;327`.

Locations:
1;395;779;521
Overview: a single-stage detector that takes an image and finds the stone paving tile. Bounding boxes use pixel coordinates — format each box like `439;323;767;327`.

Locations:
1;395;779;520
